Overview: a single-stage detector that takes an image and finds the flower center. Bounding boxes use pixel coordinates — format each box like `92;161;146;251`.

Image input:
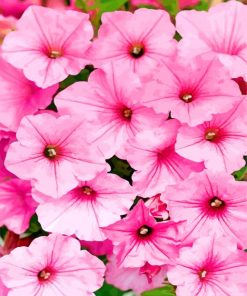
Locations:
82;186;94;195
138;225;153;237
210;196;225;208
205;131;216;141
122;108;132;119
49;50;61;59
180;93;193;103
131;44;145;58
44;145;57;159
38;269;51;281
199;270;207;279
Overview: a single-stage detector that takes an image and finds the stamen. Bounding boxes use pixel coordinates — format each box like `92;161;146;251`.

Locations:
44;145;57;159
181;94;193;103
199;270;207;279
131;45;145;58
82;186;94;195
122;108;132;119
138;225;153;237
38;270;51;281
205;131;217;141
49;50;61;59
210;197;224;208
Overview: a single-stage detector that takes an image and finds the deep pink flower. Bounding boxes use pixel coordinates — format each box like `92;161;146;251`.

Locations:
0;178;37;234
55;65;166;158
0;278;8;296
0;54;57;131
163;170;247;248
5;113;108;198
143;56;241;126
175;98;247;173
167;236;247;296
0;134;16;181
106;257;167;294
0;0;31;18
179;0;199;9
80;240;113;256
88;8;176;76
102;200;184;268
36;170;136;241
0;234;105;295
176;1;247;80
2;6;93;88
120;119;204;196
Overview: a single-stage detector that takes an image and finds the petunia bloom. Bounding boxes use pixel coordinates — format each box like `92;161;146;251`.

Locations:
145;194;169;220
0;233;105;296
0;279;8;296
0;15;16;44
5;113;108;198
36;170;136;241
120;119;204;196
0;54;57;131
143;56;242;126
163;170;247;248
102;200;184;268
88;8;176;76
2;6;93;88
106;257;167;294
0;178;37;234
55;65;166;158
167;236;247;296
176;1;247;80
175;98;247;173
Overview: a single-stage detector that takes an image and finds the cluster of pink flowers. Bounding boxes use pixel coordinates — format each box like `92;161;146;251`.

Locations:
0;0;247;295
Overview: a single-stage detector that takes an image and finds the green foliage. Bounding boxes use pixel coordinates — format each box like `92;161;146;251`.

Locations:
193;0;210;11
161;0;179;16
76;0;128;13
233;165;247;181
141;285;176;296
95;282;127;296
0;226;7;239
106;155;135;183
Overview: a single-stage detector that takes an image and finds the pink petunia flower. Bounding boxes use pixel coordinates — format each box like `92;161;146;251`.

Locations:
120;119;204;196
55;65;166;158
0;54;57;131
0;178;37;234
2;6;93;88
175;98;247;173
80;240;113;256
143;56;242;126
167;236;247;296
102;200;184;268
88;8;176;76
0;15;16;44
145;194;169;220
36;170;136;241
176;1;247;80
163;170;247;248
106;256;167;294
0;0;31;18
0;233;105;296
0;278;8;296
178;0;199;9
5;113;108;198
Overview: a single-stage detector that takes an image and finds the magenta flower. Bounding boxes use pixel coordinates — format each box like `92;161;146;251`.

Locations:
106;256;167;294
55;65;165;158
0;54;57;131
2;6;93;88
167;236;247;296
176;1;247;80
121;119;204;196
163;170;247;248
0;178;37;234
143;57;242;126
176;98;247;173
102;200;184;268
88;8;176;76
0;234;105;296
5;113;108;198
36;170;136;241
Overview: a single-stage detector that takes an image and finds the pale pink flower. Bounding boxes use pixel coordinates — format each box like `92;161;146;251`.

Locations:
0;54;57;131
106;257;167;294
121;119;204;196
55;65;166;158
36;170;136;241
167;236;247;296
176;1;247;80
145;194;169;220
163;170;247;248
0;178;37;234
5;113;108;198
102;200;184;268
88;8;176;76
0;234;105;296
143;56;241;126
2;6;93;88
175;98;247;173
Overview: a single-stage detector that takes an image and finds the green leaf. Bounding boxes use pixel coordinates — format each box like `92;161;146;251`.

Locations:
95;282;127;296
141;285;176;296
91;0;128;12
233;165;247;181
160;0;179;16
193;0;209;11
